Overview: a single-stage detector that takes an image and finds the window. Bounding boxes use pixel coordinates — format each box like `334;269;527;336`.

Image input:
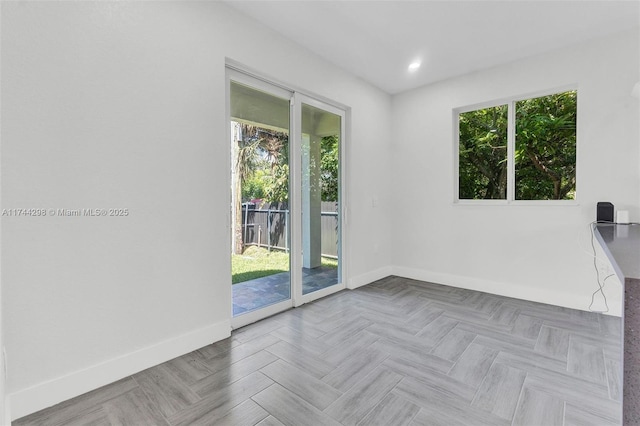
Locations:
457;90;577;202
458;105;508;200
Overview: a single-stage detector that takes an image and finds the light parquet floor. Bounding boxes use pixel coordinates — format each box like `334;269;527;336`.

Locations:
15;276;623;426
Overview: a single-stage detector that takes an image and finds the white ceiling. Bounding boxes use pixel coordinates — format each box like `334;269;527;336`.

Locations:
225;1;640;94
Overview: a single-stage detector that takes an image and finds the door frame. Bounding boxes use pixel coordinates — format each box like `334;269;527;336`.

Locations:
227;64;348;329
293;93;347;306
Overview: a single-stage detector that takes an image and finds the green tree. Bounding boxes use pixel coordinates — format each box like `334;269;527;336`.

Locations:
258;134;339;203
233;123;288;253
320;135;339;202
515;91;577;200
263;141;289;203
232;126;338;253
242;169;268;201
233;124;260;254
458;90;576;200
459;105;508;199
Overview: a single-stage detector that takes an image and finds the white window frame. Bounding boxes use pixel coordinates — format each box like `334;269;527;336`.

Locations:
453;85;578;206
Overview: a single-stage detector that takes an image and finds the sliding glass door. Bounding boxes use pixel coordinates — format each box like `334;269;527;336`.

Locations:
229;73;293;326
228;69;345;327
299;98;342;298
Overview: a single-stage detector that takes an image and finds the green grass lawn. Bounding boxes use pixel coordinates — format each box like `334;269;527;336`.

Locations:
232;245;337;284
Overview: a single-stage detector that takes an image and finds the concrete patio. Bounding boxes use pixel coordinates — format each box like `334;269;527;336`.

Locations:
232;266;338;315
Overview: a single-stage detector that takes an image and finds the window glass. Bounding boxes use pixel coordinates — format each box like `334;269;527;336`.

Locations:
457;89;577;202
515;90;577;200
458;105;508;199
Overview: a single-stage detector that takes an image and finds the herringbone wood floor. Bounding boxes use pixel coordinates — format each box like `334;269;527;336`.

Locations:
15;276;622;426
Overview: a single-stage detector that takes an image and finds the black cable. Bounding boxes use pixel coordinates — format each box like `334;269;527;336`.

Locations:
589;273;614;313
589;221;610;313
585;220;638;313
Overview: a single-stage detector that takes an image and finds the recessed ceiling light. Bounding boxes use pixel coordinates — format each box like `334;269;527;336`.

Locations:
408;61;421;71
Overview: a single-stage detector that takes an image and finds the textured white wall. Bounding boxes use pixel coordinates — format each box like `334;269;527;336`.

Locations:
390;29;640;317
1;1;392;418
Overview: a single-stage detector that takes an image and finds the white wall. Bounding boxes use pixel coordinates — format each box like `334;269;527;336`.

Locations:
0;227;5;425
0;293;5;426
0;3;8;422
5;2;634;420
391;29;640;316
0;280;6;426
1;1;392;419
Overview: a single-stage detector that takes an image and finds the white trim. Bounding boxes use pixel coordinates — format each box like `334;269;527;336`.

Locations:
453;199;509;206
232;299;293;330
507;100;516;202
455;100;509;116
574;91;581;201
1;347;7;426
225;58;349;113
453;84;578;114
453;199;579;207
10;321;230;421
342;108;351;293
348;267;393;290
3;397;8;426
300;282;345;304
291;92;303;307
452;110;460;203
508;200;579;207
391;266;621;316
225;68;234;322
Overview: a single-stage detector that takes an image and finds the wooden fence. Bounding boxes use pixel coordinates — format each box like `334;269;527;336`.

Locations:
241;201;339;257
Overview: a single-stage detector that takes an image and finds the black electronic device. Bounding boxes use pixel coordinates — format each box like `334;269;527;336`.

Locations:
597;202;614;223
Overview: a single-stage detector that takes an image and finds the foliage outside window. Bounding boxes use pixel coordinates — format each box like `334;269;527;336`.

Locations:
320;135;339;202
236;124;290;203
236;123;339;204
458;105;508;199
458;90;577;201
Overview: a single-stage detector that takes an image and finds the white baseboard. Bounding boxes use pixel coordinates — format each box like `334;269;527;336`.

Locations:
1;396;7;426
391;266;622;317
2;396;8;426
1;347;7;426
347;266;393;290
10;320;231;421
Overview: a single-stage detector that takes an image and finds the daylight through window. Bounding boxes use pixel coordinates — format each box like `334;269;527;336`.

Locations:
457;90;577;201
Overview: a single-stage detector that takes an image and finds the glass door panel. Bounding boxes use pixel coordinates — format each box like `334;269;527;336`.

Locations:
228;68;346;325
300;102;342;295
229;78;293;321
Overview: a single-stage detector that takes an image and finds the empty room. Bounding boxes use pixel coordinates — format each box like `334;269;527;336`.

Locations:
1;1;639;425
